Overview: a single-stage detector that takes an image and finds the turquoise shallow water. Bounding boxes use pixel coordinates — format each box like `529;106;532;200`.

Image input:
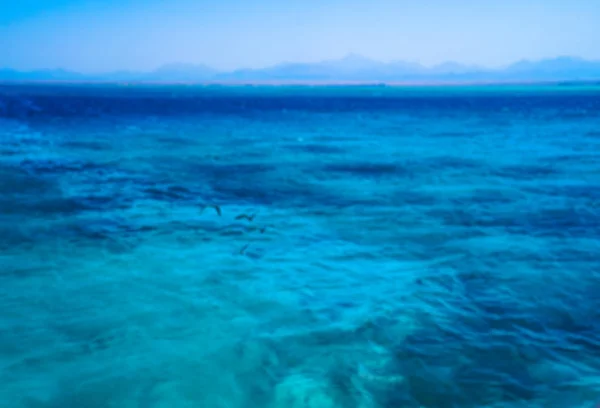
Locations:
1;84;600;407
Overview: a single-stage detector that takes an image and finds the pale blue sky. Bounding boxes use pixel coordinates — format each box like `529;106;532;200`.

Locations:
1;0;599;72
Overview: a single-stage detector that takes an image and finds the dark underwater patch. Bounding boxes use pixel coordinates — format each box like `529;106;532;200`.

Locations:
0;95;44;119
434;155;483;169
525;207;600;238
207;173;379;208
142;185;197;202
426;208;504;228
539;153;600;165
0;194;87;217
456;189;519;205
392;334;536;407
385;289;582;407
1;147;22;156
183;159;350;207
428;204;600;238
0;163;131;218
49;216;160;246
208;176;313;206
322;161;410;178
18;158;112;176
189;161;276;180
154;135;197;146
525;184;600;201
416;155;484;172
73;194;131;211
208;179;278;205
0;223;37;251
550;247;600;264
0;165;56;195
282;143;346;155
392;190;439;206
430;130;478;138
60;140;112;151
492;163;561;180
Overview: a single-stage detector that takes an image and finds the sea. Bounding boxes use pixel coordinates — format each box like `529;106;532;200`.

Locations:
1;83;599;408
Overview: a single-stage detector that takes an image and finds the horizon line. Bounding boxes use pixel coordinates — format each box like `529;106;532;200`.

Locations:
2;54;599;75
2;79;600;87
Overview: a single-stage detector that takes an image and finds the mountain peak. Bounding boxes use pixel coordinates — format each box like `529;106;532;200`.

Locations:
2;56;600;83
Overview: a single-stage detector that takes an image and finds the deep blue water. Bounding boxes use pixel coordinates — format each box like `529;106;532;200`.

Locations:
1;84;600;408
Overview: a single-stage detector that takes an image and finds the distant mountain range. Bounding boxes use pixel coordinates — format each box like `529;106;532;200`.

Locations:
2;55;600;83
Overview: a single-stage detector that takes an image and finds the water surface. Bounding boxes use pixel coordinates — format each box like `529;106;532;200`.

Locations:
1;84;599;407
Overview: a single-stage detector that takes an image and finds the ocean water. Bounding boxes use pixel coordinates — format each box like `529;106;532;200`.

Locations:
1;84;600;408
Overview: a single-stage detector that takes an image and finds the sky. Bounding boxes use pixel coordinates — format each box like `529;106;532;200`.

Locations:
1;0;600;73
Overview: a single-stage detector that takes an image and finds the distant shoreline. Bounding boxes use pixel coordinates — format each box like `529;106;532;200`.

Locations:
1;79;599;87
